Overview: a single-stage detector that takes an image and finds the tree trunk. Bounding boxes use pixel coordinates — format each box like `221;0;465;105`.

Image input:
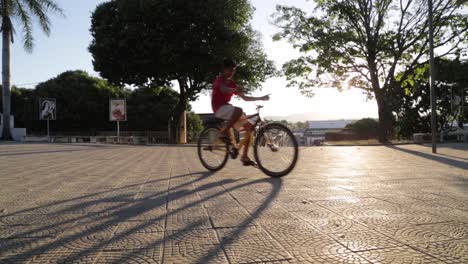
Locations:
1;22;12;140
171;79;188;144
375;91;392;143
179;110;187;144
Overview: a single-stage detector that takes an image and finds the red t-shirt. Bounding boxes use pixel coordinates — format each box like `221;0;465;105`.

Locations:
212;76;237;112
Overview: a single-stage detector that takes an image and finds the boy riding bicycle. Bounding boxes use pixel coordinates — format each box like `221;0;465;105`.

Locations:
212;58;270;166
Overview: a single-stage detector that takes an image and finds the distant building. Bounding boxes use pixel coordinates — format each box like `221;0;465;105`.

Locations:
304;120;354;145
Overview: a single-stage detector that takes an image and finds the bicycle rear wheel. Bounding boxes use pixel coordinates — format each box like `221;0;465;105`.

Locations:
254;123;299;177
197;127;229;171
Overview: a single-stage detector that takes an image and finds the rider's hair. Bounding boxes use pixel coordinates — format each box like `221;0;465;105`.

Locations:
223;58;237;69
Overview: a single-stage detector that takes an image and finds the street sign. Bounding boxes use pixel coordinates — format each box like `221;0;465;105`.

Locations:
109;99;127;121
39;98;56;120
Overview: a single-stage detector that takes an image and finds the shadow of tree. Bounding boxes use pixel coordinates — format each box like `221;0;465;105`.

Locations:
386;145;468;170
0;167;283;264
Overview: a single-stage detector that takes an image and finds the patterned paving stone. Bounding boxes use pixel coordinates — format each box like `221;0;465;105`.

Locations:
314;197;383;210
0;213;47;226
7;223;73;239
356;246;444;263
379;225;453;244
102;232;163;252
290;205;340;221
165;209;212;230
218;226;293;264
162;242;228;264
0;237;55;257
116;220;165;234
0;225;26;238
330;230;402;252
418;222;468;239
405;201;468;222
165;229;219;245
206;206;254;228
0;253;35;264
262;221;322;249
0;143;467;263
28;252;99;264
352;212;450;229
305;216;365;234
95;252;160;264
414;239;468;263
340;204;412;219
289;237;370;264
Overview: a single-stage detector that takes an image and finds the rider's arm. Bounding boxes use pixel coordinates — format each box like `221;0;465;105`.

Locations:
237;88;269;101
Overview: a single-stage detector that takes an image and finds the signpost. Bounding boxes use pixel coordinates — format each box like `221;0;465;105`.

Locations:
110;99;127;141
428;0;437;153
39;98;56;141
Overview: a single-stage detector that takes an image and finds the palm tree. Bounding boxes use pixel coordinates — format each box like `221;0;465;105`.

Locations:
1;0;63;140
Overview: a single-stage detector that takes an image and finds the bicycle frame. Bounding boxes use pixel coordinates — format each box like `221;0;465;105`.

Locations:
226;106;264;151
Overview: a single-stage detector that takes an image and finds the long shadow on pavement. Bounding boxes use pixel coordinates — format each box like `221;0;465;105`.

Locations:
386;145;468;170
0;167;283;263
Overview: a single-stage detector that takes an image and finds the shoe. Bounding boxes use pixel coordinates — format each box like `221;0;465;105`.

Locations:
229;145;239;159
241;158;258;168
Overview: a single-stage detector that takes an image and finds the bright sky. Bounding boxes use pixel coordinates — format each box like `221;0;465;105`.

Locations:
11;0;378;121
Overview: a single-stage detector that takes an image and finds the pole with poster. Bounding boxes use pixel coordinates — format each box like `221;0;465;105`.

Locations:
39;98;56;142
110;99;127;143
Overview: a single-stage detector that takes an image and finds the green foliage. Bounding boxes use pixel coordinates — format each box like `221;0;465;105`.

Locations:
345;118;379;137
393;59;468;138
0;86;35;128
89;0;276;96
90;0;276;142
6;70;187;134
273;0;467;141
126;86;179;131
34;70;125;132
186;111;203;142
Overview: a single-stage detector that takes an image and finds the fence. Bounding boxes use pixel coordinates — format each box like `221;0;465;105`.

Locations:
27;130;169;144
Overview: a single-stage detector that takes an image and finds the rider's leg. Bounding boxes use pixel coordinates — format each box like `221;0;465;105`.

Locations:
219;107;243;135
240;122;254;162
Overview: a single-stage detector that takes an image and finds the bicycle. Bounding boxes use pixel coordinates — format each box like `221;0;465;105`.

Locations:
197;105;299;177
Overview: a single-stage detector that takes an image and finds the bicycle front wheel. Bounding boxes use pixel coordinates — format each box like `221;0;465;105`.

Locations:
197;127;229;172
254;123;299;177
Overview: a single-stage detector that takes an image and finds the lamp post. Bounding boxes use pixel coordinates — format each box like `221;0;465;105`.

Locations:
428;0;437;153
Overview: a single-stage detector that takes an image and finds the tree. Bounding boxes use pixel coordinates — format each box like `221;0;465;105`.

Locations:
1;0;63;140
34;71;124;133
126;86;179;131
0;85;34;129
393;58;468;138
345;118;379;138
89;0;276;142
273;0;468;142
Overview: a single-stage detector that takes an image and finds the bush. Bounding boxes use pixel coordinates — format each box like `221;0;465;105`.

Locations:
345;118;379;138
187;111;203;142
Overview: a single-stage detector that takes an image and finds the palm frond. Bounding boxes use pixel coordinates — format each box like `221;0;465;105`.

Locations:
24;0;51;35
13;0;34;51
38;0;64;16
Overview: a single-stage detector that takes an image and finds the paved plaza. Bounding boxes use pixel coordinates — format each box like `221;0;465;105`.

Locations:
0;143;467;263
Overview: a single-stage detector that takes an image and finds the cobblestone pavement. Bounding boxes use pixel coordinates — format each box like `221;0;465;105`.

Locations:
0;143;467;264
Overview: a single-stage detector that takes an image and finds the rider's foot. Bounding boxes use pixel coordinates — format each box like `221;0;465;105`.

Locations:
241;157;257;167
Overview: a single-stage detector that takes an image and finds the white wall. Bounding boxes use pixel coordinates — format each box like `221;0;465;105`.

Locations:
0;114;26;141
